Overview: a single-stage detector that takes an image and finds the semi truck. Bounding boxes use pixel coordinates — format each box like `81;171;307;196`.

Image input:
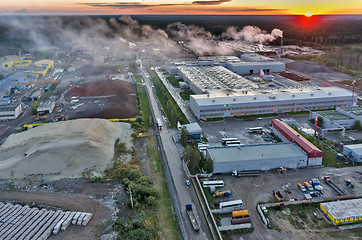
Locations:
311;178;324;191
298;183;306;192
304;182;313;191
232;170;260;177
156;118;162;131
185;204;200;231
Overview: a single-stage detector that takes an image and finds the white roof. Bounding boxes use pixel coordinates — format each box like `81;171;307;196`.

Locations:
321;198;362;219
207;143;307;163
344;144;362;156
191;87;353;107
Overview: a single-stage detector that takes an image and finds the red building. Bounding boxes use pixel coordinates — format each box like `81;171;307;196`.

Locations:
272;119;323;166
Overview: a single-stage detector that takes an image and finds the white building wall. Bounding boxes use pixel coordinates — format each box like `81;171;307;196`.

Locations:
308;157;323;166
0;104;22;120
213;156;308;173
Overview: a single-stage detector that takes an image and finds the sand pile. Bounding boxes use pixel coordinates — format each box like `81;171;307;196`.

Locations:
0;119;132;180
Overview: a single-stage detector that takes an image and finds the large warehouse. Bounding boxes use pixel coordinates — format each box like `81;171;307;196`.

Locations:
320;199;362;225
190;87;356;120
342;144;362;163
206;143;308;173
178;65;257;94
272;119;323;166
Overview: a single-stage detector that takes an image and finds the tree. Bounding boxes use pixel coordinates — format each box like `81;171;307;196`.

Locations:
353;120;361;130
317;117;324;128
31;101;39;115
182;145;200;172
204;157;214;173
180;126;189;147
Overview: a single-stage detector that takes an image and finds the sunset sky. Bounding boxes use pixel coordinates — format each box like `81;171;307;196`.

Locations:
0;0;362;15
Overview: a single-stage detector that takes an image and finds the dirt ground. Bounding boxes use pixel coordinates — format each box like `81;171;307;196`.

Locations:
67;79;138;119
0;178;126;240
206;166;362;240
80;65;121;78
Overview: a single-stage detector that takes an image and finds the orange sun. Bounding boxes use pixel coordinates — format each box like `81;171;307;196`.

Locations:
305;11;313;17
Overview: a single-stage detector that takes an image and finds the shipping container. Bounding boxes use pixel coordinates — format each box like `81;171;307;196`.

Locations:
231;217;251;225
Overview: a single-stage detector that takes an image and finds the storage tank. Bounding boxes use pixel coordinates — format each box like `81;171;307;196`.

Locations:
232;210;249;218
231;217;251;225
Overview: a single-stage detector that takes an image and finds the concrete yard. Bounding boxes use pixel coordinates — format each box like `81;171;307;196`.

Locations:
203;166;362;240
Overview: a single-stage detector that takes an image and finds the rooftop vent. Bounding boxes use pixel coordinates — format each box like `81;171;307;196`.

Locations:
233;98;236;102
292;94;295;98
269;95;276;99
310;93;314;96
254;97;257;100
212;99;215;103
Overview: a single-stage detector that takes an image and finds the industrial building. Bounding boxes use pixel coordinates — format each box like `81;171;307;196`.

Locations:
226;61;285;75
178;65;257;94
29;90;44;101
272;119;323;166
206;143;308;173
19;59;54;78
225;53;285;75
37;99;56;114
311;107;362;129
343;144;362;163
0;55;32;70
178;122;202;140
190;87;356;120
0;104;22;120
0;72;28;98
320;198;362;225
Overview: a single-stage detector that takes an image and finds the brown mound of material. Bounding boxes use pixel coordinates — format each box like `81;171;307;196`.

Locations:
68;80;138;118
80;65;120;77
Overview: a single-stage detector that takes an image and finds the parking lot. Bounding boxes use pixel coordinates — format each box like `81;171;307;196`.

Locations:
202;166;362;239
200;117;275;146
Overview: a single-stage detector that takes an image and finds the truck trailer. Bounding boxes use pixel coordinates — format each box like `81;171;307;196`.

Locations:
185;204;200;231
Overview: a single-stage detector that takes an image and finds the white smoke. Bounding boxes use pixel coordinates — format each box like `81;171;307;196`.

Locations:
222;25;283;44
166;22;233;56
271;28;283;38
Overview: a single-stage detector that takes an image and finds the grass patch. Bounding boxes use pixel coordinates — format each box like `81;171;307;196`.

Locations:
134;75;143;83
167;76;179;87
203;187;216;209
179;90;194;100
202;117;223;122
136;84;151;131
148;68;188;128
148;137;179;240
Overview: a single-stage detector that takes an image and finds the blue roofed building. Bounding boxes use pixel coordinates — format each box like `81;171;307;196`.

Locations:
0;72;28;98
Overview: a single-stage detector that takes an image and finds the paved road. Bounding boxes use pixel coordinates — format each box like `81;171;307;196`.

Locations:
139;65;210;240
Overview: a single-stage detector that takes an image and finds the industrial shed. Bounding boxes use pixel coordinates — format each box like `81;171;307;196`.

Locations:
178;122;202;140
343;144;362;163
0;104;22;120
206;143;308;173
226;61;285;75
37;100;56;114
272;119;323;166
320;199;362;225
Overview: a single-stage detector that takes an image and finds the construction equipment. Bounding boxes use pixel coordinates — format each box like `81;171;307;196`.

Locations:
344;179;354;188
53;115;69;122
273;190;284;202
185;204;200;231
324;176;346;195
31;114;47;121
284;187;292;194
213;190;232;198
276;167;287;174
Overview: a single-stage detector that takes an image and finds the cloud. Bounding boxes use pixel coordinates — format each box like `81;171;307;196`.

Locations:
14;9;28;14
192;0;231;5
82;0;233;9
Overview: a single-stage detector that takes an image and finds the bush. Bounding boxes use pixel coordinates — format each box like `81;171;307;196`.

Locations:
112;217;155;240
353;120;361;130
31;101;39;115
